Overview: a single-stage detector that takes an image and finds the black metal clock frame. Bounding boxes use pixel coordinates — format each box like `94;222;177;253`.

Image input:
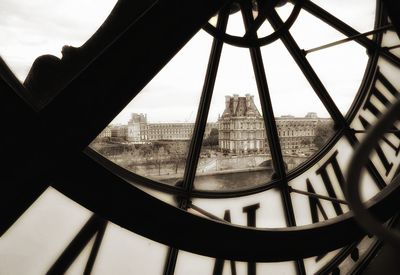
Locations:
1;0;400;273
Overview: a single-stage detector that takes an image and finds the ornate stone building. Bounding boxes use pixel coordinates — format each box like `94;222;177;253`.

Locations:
218;94;332;155
276;115;331;154
125;113;218;142
127;113;148;142
145;122;194;141
100;104;331;153
110;125;128;139
97;125;112;139
218;94;266;153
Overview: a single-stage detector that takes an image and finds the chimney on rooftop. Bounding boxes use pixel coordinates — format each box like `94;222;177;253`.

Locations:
225;95;231;109
233;94;239;112
245;93;251;107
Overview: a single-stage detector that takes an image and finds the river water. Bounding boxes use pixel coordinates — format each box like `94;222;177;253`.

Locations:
163;168;274;191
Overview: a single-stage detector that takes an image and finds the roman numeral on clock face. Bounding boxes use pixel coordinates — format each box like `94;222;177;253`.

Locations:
314;151;345;215
353;67;400;182
212;204;260;275
304;150;346;219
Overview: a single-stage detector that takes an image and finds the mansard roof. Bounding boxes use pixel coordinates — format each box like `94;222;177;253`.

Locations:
221;94;261;118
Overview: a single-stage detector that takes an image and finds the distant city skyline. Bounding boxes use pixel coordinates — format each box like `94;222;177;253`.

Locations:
109;90;330;125
109;107;326;126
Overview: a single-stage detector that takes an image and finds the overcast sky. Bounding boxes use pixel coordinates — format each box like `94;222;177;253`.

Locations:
0;0;375;124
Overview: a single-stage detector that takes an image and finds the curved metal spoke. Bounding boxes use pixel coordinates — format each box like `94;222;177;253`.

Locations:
241;0;297;226
240;3;305;274
304;24;393;55
302;0;400;68
164;9;230;275
182;8;229;201
49;149;400;261
385;44;400;50
268;10;347;129
47;215;107;275
289;187;348;205
240;3;286;181
243;0;281;37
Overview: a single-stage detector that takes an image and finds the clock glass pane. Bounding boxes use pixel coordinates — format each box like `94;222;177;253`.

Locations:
86;0;383;199
289;8;370;116
193;43;271;191
311;0;376;33
90;30;213;186
260;38;336;171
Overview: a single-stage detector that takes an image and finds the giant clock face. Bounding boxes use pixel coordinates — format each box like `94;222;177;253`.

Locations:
1;0;400;274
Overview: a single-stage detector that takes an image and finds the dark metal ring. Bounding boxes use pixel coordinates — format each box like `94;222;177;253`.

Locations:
202;0;303;48
346;97;400;250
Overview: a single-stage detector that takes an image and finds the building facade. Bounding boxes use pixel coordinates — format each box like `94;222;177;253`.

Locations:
110;125;128;139
218;94;332;155
98;99;331;154
109;113;219;143
276;115;331;154
145;122;194;141
127;113;148;142
218;94;266;153
97;126;112;139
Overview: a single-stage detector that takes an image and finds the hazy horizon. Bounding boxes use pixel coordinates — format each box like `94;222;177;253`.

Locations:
109;107;332;126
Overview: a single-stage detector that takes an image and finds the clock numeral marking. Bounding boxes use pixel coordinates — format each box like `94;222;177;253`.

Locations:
212;210;237;275
357;69;400;178
359;116;398;176
360;70;400;120
242;203;260;227
298;150;355;267
305;150;350;264
306;179;329;223
303;151;345;225
212;203;260;275
242;203;260;275
306;180;329;262
47;215;107;275
317;247;360;272
306;151;344;218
